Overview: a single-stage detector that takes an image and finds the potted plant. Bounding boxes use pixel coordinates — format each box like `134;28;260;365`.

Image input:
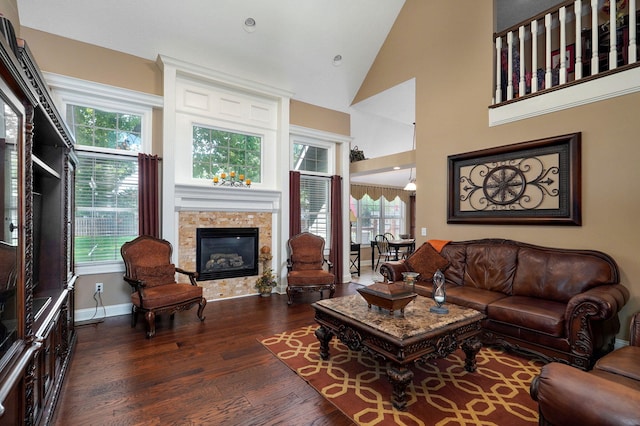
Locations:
255;246;277;297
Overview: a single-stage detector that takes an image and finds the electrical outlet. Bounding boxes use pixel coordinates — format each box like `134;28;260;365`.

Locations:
421;227;427;237
95;282;104;293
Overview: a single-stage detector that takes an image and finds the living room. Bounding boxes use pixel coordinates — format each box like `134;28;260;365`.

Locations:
1;0;639;424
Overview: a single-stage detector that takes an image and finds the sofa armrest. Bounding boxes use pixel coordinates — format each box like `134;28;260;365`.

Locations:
530;362;640;426
564;284;630;354
379;261;409;282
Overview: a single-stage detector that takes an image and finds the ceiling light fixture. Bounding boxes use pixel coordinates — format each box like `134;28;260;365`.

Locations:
333;54;343;66
243;17;256;33
404;122;417;192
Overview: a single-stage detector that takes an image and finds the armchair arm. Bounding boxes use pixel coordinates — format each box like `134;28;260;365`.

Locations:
530;362;640;426
123;275;144;290
631;312;640;347
379;260;410;282
324;258;333;272
176;267;198;286
564;284;630;355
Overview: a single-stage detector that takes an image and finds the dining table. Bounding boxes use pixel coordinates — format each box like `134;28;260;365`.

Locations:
370;238;416;267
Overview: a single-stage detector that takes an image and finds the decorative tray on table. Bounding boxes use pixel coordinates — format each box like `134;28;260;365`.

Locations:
357;281;417;315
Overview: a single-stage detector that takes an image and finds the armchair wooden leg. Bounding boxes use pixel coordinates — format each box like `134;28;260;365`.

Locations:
145;311;156;338
329;285;336;299
197;298;207;321
286;287;293;305
131;305;138;328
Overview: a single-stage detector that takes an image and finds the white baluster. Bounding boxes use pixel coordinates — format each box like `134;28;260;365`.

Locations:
495;36;502;103
575;0;583;79
560;7;567;84
519;26;526;95
545;14;552;88
507;31;514;100
630;0;637;63
591;0;599;74
610;0;618;69
532;20;539;92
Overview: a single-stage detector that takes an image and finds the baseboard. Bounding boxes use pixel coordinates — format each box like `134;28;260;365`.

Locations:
75;302;131;323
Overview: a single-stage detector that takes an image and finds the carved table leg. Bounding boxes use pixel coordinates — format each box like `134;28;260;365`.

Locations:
387;364;414;410
461;336;482;372
315;325;333;360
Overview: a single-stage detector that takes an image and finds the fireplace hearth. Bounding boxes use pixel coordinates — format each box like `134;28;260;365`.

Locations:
196;227;259;281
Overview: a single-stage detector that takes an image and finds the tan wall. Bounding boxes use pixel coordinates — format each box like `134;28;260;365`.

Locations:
0;0;19;33
19;27;162;96
355;0;640;339
290;99;350;136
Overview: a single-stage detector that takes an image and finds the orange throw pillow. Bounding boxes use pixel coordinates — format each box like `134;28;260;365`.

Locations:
406;243;449;281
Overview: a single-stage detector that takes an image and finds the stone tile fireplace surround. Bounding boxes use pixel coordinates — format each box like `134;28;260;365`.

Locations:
178;210;273;301
173;183;281;301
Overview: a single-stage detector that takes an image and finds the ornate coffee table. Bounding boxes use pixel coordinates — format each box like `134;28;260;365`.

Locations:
312;294;485;410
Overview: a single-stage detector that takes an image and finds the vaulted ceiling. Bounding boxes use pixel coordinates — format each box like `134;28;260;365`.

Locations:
17;0;406;114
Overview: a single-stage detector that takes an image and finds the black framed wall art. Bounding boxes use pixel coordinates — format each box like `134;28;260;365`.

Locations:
447;133;581;225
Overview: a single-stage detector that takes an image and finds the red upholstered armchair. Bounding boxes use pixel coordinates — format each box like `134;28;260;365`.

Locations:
121;235;206;338
286;232;335;305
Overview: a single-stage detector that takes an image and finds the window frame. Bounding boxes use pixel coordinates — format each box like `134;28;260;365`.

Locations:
350;195;406;245
47;73;161;274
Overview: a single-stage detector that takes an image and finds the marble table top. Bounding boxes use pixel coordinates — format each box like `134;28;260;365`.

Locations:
314;294;484;340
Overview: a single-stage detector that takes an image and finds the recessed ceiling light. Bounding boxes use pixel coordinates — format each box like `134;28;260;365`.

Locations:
243;17;256;33
393;166;400;170
333;54;343;66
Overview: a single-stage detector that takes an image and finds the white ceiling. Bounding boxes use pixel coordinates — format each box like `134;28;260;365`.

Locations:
17;0;406;114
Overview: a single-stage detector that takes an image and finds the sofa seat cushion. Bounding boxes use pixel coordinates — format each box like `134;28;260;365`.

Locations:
446;286;508;313
594;346;640;382
487;296;566;337
287;270;334;286
131;283;202;309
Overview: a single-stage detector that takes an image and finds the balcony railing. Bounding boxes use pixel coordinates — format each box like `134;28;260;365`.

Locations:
493;0;638;106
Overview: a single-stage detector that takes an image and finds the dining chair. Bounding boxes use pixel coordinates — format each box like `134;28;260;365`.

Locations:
373;234;394;271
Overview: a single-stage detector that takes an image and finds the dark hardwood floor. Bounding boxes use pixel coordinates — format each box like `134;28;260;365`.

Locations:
53;282;371;425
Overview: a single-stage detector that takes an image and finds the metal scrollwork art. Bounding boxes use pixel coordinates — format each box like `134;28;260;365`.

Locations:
448;133;581;225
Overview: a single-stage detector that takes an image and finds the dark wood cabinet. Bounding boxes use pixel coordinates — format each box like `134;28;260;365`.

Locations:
0;17;76;426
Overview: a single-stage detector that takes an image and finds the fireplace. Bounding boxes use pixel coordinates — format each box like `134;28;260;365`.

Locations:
196;227;259;281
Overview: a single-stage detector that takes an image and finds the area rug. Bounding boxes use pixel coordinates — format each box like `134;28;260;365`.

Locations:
261;325;544;426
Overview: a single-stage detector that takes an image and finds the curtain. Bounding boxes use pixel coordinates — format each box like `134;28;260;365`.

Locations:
350;183;410;204
289;170;301;236
138;153;160;238
330;175;343;284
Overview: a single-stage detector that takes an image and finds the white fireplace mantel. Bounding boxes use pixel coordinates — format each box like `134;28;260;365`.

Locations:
174;184;281;212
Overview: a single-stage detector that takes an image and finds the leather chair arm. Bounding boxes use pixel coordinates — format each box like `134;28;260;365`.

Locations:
379;261;409;282
530;362;640;426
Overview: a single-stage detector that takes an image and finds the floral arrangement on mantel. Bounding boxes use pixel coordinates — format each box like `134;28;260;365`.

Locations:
255;246;277;295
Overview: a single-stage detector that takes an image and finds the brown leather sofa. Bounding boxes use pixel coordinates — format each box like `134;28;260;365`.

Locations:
530;312;640;426
380;239;629;369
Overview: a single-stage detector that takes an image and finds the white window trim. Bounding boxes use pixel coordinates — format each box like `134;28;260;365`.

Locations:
45;73;162;274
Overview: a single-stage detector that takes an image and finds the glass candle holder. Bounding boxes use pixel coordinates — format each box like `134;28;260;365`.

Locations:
401;271;420;292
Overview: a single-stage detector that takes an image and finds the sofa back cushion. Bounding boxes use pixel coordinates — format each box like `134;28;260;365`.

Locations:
440;243;466;285
513;247;618;302
463;244;518;294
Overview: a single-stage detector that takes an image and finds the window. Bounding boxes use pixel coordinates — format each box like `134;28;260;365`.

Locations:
350;195;406;244
300;176;330;244
69;105;140;266
192;125;262;182
292;137;335;245
48;73;159;273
